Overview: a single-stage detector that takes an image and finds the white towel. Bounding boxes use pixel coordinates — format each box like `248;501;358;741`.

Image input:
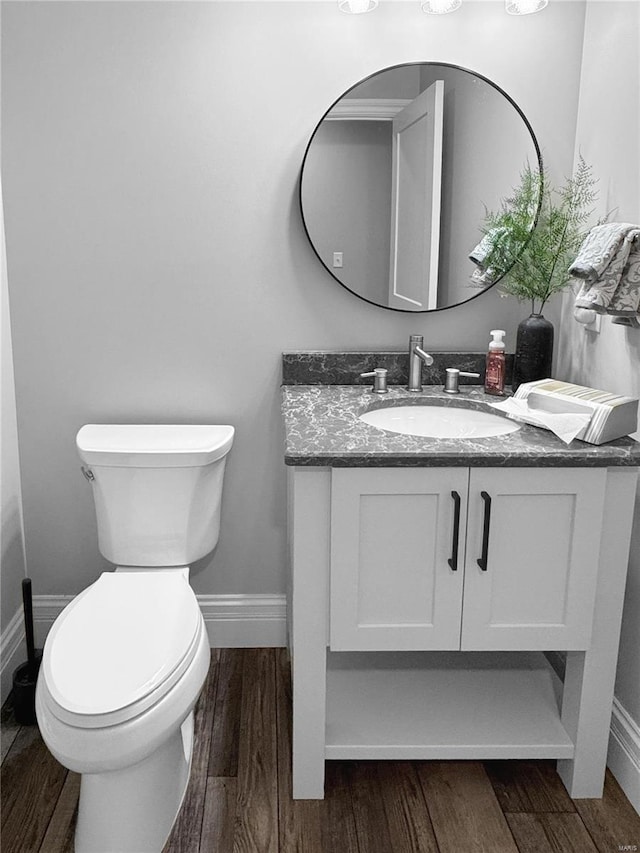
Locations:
572;223;640;315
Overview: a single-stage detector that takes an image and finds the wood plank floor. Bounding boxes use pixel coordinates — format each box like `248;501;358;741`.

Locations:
2;648;639;852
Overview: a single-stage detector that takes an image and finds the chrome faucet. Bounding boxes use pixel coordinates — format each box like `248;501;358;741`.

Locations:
408;334;434;392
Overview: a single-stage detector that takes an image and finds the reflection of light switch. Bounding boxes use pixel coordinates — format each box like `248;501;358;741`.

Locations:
333;252;343;268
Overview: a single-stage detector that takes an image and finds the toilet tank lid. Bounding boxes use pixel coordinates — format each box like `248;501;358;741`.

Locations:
76;424;234;467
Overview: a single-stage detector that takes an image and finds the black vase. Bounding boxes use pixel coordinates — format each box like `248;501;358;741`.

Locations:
512;313;554;392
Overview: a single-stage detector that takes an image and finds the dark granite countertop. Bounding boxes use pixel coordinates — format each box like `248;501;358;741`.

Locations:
282;384;640;468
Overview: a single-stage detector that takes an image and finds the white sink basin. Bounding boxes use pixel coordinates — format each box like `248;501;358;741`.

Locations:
359;405;521;439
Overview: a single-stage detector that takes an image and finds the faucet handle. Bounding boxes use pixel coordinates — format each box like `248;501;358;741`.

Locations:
360;368;388;394
444;368;481;394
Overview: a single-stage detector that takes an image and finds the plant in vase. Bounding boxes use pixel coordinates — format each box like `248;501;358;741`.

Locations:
480;156;598;390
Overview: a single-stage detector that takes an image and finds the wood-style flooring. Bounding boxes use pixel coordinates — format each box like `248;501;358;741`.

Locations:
1;648;639;852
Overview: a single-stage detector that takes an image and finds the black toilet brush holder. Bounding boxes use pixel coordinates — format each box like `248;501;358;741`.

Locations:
12;578;43;725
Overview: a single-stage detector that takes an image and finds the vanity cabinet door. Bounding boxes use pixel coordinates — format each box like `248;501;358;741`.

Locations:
330;468;468;651
461;468;606;651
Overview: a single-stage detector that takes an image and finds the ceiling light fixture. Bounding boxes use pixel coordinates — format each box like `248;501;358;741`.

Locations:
505;0;548;14
421;0;462;13
338;0;379;13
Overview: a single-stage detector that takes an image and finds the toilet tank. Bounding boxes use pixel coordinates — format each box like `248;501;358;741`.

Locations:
76;425;234;567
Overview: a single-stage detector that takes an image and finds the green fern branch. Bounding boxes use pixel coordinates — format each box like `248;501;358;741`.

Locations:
479;156;598;314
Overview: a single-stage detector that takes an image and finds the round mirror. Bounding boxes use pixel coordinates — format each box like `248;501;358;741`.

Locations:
300;63;542;312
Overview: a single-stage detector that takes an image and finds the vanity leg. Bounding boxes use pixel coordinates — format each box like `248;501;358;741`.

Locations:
289;467;331;799
558;467;637;798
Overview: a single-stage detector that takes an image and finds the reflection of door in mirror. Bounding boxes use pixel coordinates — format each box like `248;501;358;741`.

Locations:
388;80;444;311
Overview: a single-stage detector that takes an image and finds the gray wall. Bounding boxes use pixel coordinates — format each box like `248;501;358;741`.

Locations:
430;65;535;308
1;183;27;636
557;0;640;770
302;120;393;306
2;0;585;604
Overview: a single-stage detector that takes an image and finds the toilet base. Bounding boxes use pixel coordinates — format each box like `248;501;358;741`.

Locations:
74;711;194;853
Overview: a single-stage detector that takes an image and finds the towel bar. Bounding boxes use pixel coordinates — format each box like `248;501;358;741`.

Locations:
611;316;640;328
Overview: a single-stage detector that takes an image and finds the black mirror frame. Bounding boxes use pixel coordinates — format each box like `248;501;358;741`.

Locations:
299;61;543;314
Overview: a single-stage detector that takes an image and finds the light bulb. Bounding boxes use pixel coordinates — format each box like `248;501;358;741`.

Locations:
338;0;378;13
506;0;548;14
421;0;462;13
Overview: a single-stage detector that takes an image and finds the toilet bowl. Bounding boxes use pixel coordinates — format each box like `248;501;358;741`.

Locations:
36;424;234;853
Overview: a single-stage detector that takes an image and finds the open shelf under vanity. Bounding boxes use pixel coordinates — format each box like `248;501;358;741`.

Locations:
325;649;574;761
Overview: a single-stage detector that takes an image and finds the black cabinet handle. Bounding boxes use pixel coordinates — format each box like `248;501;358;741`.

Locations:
477;491;491;571
447;490;461;571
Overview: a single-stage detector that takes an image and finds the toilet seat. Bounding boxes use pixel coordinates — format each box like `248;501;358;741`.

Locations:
42;572;203;729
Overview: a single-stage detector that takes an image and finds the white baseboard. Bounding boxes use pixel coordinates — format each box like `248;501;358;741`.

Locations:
4;590;287;671
197;594;287;647
2;591;284;704
33;594;287;648
32;595;75;648
608;697;640;814
1;608;27;704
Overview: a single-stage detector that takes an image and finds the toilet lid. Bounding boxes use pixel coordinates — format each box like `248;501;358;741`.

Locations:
43;572;202;724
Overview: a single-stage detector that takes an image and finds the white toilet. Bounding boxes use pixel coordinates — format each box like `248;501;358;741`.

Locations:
36;423;234;853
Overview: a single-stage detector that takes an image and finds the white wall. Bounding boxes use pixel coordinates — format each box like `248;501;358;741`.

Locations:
1;0;585;606
1;180;28;699
556;0;640;808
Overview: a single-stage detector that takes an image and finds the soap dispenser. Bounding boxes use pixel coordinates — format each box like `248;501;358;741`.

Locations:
485;329;506;396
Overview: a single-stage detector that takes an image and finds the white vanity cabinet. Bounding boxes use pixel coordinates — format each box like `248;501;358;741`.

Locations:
288;463;638;802
330;467;606;653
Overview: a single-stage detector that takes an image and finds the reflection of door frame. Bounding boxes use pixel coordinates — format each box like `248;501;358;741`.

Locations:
388;81;444;311
325;99;410;121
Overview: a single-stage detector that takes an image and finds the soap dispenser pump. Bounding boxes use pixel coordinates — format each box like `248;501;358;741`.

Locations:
485;329;506;396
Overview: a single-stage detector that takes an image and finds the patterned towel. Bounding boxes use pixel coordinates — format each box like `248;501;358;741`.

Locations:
469;228;509;268
608;238;640;315
572;223;640;315
468;227;510;287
